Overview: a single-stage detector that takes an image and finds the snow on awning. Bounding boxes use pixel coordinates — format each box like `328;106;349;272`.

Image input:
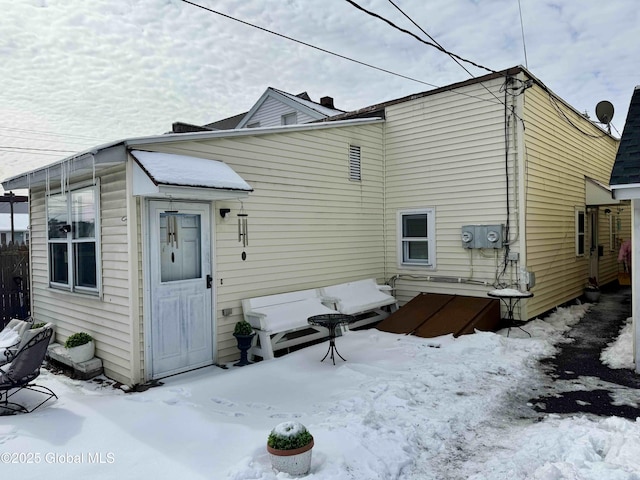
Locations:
131;150;252;199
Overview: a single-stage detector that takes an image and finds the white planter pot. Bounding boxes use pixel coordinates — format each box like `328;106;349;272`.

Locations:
267;440;313;476
67;340;95;363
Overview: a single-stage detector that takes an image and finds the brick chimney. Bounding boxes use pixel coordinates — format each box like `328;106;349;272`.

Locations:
320;96;335;109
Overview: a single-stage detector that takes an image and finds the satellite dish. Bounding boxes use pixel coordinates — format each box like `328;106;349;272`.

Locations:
595;100;614;124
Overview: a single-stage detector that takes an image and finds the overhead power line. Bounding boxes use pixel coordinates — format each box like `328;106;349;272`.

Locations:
0;125;103;141
180;0;438;89
344;0;498;74
180;0;507;107
387;0;473;77
0;146;78;153
0;148;63;157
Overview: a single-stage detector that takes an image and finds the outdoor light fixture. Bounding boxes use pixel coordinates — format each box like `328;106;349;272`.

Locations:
219;208;231;218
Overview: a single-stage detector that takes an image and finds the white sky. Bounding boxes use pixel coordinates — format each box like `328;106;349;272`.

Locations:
0;0;638;188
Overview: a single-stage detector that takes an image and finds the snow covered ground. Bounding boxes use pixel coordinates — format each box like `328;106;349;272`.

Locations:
1;304;639;480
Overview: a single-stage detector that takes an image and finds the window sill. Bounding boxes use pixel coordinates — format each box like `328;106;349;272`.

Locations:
48;285;101;299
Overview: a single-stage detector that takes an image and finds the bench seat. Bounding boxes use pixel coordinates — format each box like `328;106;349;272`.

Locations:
242;289;337;360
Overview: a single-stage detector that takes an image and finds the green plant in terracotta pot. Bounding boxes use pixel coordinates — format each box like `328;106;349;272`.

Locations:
267;421;314;475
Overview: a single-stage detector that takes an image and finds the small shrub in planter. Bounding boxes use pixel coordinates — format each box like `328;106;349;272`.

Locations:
233;321;254;336
64;332;93;348
267;421;314;475
233;321;255;367
65;332;95;363
31;322;48;329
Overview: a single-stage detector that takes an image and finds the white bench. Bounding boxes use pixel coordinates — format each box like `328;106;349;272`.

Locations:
241;279;398;360
320;278;398;330
241;289;338;360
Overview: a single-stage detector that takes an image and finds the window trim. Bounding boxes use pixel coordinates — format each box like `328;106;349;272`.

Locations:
281;112;297;125
46;180;101;295
575;207;585;257
397;208;436;268
609;213;619;252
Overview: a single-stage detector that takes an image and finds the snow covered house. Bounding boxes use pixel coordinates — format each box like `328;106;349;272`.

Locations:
1;66;628;385
609;85;640;372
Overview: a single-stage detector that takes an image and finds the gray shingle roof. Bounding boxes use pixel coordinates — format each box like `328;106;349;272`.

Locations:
610;86;640;186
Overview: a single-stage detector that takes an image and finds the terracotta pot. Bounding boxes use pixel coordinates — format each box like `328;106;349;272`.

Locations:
267;438;314;476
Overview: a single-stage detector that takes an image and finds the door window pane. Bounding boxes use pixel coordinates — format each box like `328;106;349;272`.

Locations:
160;214;202;282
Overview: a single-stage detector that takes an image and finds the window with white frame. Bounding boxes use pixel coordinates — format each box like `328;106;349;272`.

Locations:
609;213;619;251
281;112;297;125
47;184;100;293
398;209;435;267
575;208;585;256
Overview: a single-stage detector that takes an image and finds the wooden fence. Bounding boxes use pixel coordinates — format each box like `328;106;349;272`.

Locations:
0;243;30;328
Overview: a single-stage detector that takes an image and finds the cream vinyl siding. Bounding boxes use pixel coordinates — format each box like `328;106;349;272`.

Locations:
243;96;317;128
522;84;621;317
137;123;385;362
30;165;132;384
597;206;631;283
383;78;517;304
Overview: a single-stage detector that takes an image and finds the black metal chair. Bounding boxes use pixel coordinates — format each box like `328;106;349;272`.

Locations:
0;327;57;415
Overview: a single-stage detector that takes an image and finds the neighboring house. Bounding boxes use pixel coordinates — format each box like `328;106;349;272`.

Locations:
2;66;628;386
0;195;29;245
609;85;640;372
171;87;344;133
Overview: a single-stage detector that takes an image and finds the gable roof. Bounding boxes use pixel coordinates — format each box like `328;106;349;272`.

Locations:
235;87;344;129
610;86;640;190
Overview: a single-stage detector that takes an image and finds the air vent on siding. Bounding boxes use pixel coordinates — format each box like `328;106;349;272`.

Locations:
349;145;361;181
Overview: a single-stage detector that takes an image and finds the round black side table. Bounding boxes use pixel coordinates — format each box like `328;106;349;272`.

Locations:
307;314;355;365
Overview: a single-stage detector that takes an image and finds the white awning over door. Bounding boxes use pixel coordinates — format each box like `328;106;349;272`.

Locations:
131;150;252;200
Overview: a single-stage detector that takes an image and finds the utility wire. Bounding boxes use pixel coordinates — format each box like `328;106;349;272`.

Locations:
344;0;498;74
0;149;63;157
0;125;102;141
180;0;507;107
180;0;438;89
0;146;78;153
387;0;473;76
384;0;514;115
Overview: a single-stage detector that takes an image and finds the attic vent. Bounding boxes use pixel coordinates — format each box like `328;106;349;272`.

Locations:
349;145;361;181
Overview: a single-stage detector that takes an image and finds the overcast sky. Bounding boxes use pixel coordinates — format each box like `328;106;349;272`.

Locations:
0;0;637;189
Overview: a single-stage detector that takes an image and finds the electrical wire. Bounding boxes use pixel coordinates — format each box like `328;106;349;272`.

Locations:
0;146;77;153
344;0;498;74
0;125;102;141
180;0;515;108
0;149;63;157
547;93;609;139
383;0;522;118
180;0;438;89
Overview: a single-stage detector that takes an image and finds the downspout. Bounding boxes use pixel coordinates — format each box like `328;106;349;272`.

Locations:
634;198;640;372
125;156;142;385
515;75;529;316
382;121;388;284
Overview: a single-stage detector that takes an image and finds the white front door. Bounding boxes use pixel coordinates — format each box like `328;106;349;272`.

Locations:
148;200;213;378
